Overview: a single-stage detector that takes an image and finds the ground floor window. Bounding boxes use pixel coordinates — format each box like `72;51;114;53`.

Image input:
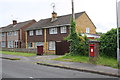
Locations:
8;41;13;48
1;41;6;47
28;42;33;48
34;42;44;48
48;41;55;50
14;40;18;48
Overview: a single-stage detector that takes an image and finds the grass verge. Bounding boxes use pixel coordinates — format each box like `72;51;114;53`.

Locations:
0;51;36;57
53;54;118;69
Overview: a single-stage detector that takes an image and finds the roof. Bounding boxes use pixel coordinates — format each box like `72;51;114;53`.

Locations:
0;19;35;32
26;11;85;31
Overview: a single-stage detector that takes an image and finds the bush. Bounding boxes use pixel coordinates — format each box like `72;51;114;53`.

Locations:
99;28;120;58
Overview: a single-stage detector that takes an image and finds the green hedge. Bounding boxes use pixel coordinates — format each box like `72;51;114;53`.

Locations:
99;28;120;58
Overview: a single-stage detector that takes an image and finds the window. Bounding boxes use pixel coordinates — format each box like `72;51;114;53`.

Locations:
1;41;6;47
49;28;57;34
8;32;12;36
14;31;18;36
2;32;5;37
34;42;44;48
48;41;55;50
28;42;33;48
60;26;67;33
86;28;90;33
29;31;34;36
36;30;42;35
14;40;18;48
8;41;13;48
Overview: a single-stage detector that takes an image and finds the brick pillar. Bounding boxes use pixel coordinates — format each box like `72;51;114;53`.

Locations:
25;32;28;48
44;28;47;53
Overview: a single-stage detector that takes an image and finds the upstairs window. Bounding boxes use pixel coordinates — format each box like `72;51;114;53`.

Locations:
2;32;5;37
8;32;12;36
60;26;67;33
14;31;18;36
49;28;57;34
86;28;90;33
29;31;34;36
36;30;42;35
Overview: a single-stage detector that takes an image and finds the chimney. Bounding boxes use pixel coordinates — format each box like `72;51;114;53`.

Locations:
13;20;17;25
51;11;57;22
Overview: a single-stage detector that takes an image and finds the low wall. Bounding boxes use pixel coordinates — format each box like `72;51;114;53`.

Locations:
2;48;37;53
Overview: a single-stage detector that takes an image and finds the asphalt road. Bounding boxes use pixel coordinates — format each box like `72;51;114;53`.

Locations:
1;59;116;78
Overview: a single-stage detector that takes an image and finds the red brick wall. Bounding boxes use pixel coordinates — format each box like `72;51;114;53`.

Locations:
46;26;70;42
27;30;44;42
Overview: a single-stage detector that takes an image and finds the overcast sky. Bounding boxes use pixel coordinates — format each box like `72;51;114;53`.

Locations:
0;0;120;33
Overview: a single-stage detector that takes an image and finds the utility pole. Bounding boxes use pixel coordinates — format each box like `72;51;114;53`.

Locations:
72;0;75;21
116;0;120;67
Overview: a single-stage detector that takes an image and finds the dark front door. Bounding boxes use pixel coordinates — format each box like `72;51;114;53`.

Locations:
56;41;70;55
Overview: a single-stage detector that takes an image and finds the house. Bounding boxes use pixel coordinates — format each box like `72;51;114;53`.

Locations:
26;11;99;54
0;19;36;48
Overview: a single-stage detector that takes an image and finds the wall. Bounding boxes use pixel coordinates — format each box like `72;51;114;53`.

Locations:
2;48;37;53
46;26;70;42
27;29;44;42
76;12;96;34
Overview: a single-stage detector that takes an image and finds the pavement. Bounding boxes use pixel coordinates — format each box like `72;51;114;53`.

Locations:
1;54;120;77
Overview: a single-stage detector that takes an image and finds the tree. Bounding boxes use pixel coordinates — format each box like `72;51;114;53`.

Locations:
99;28;120;58
66;20;89;56
69;20;80;55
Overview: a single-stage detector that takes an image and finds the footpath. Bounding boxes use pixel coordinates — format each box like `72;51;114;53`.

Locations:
1;54;120;77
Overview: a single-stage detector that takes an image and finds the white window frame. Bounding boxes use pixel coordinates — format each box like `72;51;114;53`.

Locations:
86;28;90;33
8;41;13;48
8;32;12;36
60;26;67;33
14;31;18;36
2;32;5;37
29;31;34;36
36;30;42;35
48;41;55;50
1;41;6;47
28;42;33;48
49;28;57;34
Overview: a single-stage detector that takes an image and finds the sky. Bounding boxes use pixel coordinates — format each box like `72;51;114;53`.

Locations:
0;0;120;33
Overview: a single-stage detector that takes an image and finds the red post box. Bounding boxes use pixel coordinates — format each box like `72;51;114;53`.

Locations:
89;44;94;57
37;46;43;55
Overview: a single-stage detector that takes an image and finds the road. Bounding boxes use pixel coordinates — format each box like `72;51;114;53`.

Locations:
1;59;117;78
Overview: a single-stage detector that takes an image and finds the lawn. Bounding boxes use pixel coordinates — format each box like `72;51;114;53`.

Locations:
0;51;36;57
53;54;118;69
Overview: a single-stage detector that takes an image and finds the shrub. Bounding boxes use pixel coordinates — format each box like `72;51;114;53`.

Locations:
99;28;120;58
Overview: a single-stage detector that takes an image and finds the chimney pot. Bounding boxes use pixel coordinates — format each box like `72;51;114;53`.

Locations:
51;11;57;22
13;20;17;25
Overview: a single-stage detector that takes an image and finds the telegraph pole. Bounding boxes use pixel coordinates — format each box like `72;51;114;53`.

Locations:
116;0;120;67
72;0;75;20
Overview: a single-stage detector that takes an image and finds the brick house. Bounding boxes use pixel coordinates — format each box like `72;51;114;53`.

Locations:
0;19;36;48
26;11;100;54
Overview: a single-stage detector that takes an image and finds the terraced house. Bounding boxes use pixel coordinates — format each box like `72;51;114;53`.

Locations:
26;11;100;54
0;20;36;48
